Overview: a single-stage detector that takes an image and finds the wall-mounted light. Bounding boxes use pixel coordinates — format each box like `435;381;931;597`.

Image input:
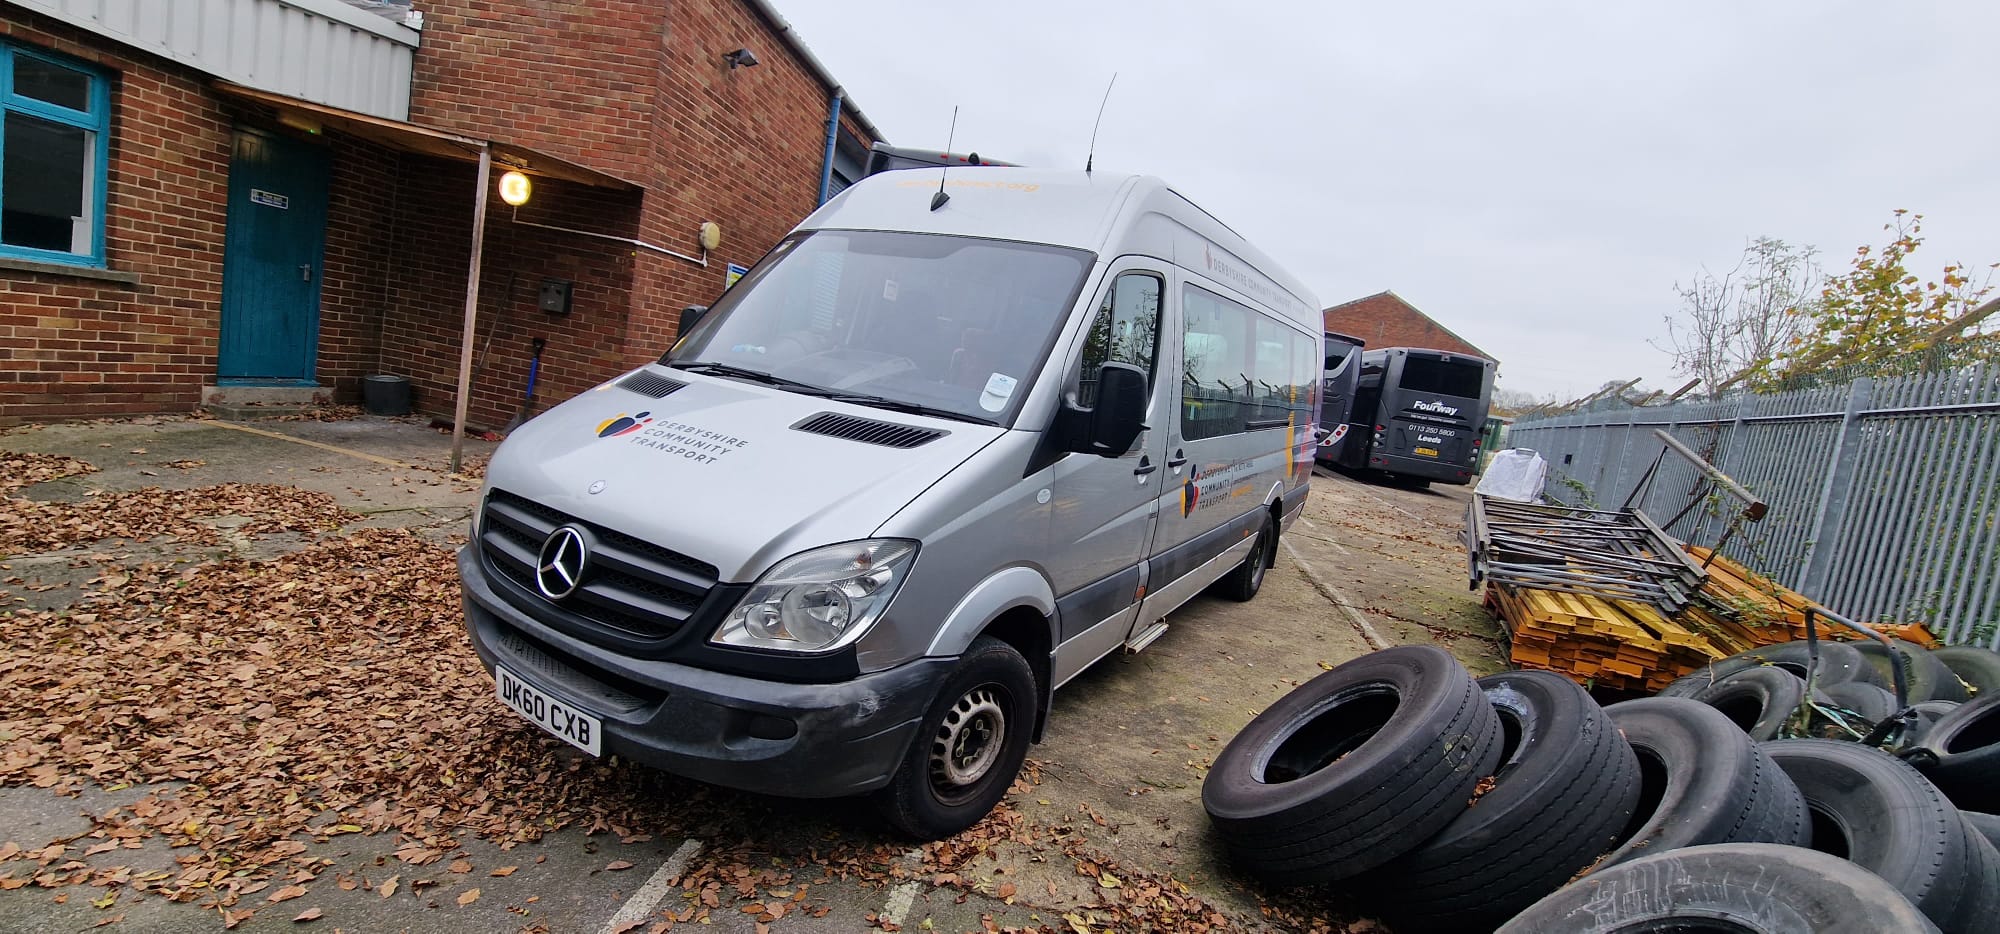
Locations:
498;170;533;207
699;221;722;251
723;48;759;69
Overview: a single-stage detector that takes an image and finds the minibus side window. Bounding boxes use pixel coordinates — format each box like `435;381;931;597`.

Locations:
1075;272;1162;407
1180;286;1251;441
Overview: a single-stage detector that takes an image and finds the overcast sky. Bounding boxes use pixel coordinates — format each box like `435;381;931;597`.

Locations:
776;1;2000;400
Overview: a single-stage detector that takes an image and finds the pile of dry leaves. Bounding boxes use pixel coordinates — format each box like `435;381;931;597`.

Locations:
0;482;354;554
0;454;1353;932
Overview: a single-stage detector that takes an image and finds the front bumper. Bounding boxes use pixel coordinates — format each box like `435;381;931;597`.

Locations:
458;546;951;797
1368;450;1475;484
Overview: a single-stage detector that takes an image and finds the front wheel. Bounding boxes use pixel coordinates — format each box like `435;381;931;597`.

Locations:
874;637;1036;840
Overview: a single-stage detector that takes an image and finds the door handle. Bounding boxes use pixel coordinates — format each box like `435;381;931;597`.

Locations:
299;264;312;282
1167;449;1188;469
1133;456;1157;477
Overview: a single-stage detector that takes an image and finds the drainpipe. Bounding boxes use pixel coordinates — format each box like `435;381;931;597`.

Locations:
817;92;844;205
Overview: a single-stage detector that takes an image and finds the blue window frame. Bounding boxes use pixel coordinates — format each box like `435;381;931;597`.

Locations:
0;42;111;267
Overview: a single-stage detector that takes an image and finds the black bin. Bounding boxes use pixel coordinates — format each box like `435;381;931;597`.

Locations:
361;374;412;416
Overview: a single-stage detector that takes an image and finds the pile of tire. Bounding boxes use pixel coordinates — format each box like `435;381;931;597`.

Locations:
1201;643;2000;933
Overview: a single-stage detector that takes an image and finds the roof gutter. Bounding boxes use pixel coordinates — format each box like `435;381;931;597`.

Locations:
742;0;886;144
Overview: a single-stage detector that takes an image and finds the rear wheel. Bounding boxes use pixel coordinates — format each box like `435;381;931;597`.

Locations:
1217;512;1274;602
874;637;1036;840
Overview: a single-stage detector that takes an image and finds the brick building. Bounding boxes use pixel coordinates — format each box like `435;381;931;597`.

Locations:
1322;290;1496;364
0;0;883;427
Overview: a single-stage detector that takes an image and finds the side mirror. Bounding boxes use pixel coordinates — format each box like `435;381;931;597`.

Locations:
676;305;709;338
1081;362;1149;456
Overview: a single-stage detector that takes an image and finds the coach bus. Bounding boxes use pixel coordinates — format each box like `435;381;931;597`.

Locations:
1330;346;1495;485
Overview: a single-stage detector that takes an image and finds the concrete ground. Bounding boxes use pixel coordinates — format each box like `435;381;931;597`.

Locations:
0;414;1503;933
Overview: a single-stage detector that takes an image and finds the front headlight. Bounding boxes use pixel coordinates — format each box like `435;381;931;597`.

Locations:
711;539;918;653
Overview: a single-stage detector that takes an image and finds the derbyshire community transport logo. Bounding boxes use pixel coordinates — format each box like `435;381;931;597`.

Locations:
1182;467;1202;517
596;411;652;438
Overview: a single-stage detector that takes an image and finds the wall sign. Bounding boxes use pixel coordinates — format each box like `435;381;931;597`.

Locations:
725;262;747;289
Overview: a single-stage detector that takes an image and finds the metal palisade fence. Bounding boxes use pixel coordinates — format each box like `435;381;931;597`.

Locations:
1507;366;2000;648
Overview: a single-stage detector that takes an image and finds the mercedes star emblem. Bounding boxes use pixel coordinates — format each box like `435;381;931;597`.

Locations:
536;525;589;600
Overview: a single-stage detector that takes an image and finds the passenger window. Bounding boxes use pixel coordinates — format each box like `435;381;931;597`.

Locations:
1076;272;1162;406
1181;284;1315;440
1181;287;1250;441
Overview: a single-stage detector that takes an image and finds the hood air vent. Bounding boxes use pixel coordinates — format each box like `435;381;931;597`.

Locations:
619;370;686;398
792;412;946;449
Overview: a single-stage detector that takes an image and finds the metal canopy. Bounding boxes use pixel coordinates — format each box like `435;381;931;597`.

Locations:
213;82;641;191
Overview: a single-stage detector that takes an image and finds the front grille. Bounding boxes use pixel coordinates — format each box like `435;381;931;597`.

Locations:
479;489;718;641
792;412;945;449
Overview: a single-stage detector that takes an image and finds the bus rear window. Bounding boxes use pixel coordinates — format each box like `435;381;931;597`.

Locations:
1400;357;1484;398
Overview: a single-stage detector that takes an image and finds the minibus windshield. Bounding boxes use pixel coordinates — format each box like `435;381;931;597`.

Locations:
666;230;1092;424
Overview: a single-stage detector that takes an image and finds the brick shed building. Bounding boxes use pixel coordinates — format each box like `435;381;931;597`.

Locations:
1322;290;1496;365
0;0;884;428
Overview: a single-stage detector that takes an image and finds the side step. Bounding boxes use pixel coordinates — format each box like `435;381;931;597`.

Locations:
1123;620;1170;653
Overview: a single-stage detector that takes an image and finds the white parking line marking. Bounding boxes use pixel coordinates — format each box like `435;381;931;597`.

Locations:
1282;538;1392;651
880;846;928;927
599;838;704;934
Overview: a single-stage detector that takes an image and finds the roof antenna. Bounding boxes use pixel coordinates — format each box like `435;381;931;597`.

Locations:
1085;72;1117;174
931;105;958;212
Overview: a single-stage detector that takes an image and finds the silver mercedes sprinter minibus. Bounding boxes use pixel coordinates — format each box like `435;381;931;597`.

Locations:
460;167;1324;838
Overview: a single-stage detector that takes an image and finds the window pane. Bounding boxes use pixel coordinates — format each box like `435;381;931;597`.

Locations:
2;111;91;254
1181;287;1250;441
13;56;92;112
1401;357;1485;398
1078;273;1160;407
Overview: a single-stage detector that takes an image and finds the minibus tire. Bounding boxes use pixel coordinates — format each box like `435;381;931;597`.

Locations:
1854;638;1969;703
1913;693;2000;813
1217;513;1274;602
1933;645;2000;696
1359;670;1640;932
1200;645;1502;885
1686;666;1813;740
1763;738;1982;930
1595;697;1808;870
873;637;1037;841
1493;843;1939;934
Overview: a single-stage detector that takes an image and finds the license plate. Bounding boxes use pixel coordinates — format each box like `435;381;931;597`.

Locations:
1415;447;1439;457
494;665;602;756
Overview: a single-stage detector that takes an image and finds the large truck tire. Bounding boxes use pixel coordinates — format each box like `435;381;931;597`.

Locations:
1854;638;1969;703
1595;697;1808;869
1934;645;2000;696
1686;666;1813;740
1913;693;2000;813
1201;645;1502;886
1764;738;1984;932
1359;670;1640;932
1657;639;1878;699
1494;843;1937;934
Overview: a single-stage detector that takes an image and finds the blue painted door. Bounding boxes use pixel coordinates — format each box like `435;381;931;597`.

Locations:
219;128;329;381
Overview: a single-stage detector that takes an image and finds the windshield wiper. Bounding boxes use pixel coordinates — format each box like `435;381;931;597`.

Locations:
670;362;830;394
827;393;990;425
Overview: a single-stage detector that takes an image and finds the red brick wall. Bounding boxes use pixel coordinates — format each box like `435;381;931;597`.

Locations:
384;0;879;418
408;0;662;184
376;157;643;432
1323;292;1496;363
317;134;402;401
0;10;231;422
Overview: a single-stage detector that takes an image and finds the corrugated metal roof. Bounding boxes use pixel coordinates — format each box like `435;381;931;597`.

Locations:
11;0;418;120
